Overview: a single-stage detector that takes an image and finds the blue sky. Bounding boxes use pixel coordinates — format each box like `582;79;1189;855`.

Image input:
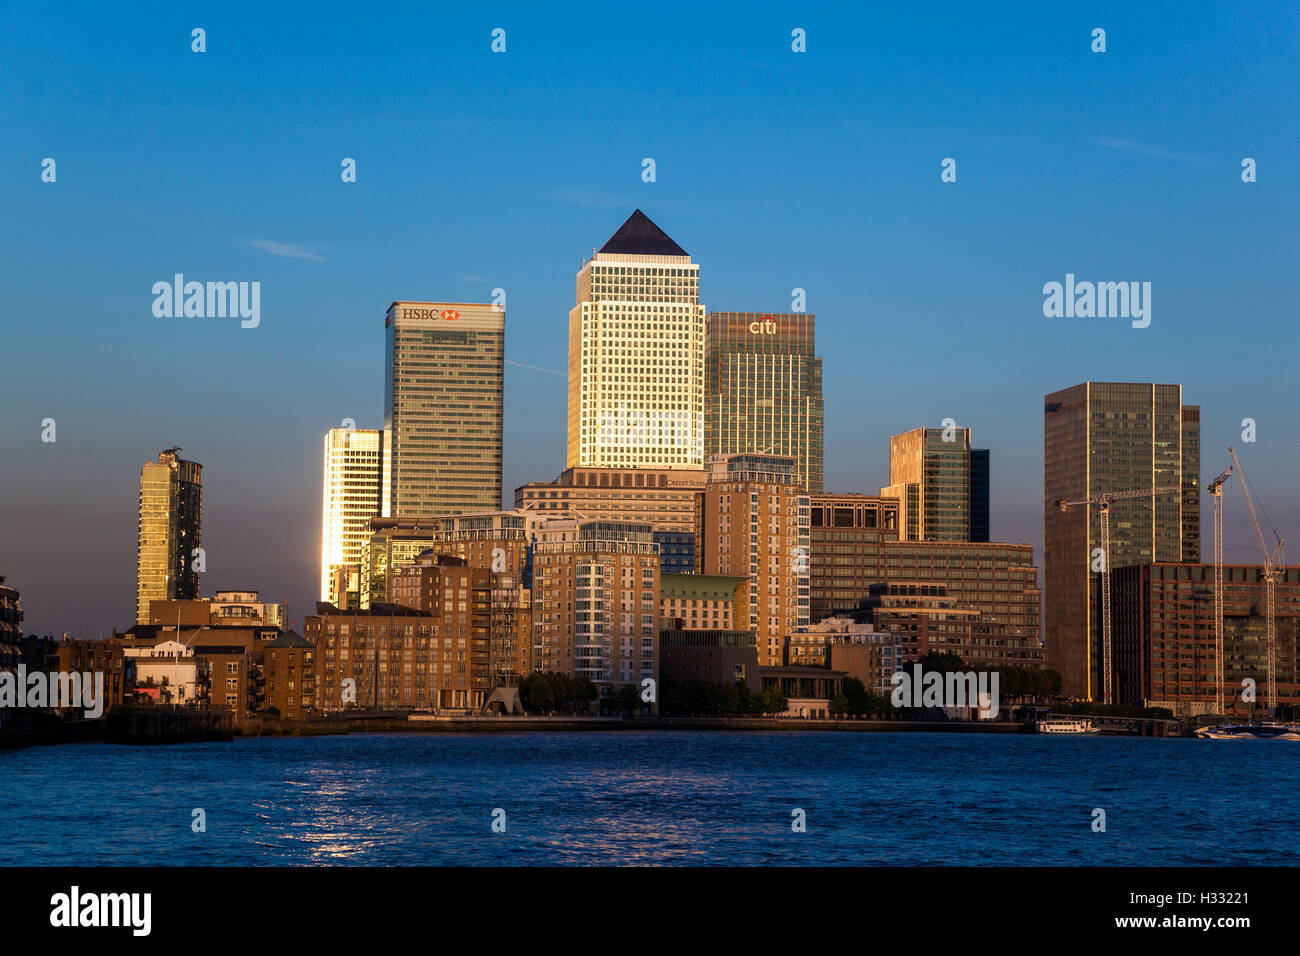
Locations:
2;1;1297;636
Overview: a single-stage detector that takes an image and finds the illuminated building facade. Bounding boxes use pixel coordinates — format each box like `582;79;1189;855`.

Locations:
566;210;705;469
137;448;202;624
705;311;823;493
321;427;384;604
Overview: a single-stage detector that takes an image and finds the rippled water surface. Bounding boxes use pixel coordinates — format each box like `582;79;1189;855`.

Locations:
2;731;1296;865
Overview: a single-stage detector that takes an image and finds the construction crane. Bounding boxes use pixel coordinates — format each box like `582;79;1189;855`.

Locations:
1056;485;1180;705
1227;447;1285;714
1206;464;1233;715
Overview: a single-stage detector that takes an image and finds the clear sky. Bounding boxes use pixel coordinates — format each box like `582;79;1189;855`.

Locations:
2;1;1296;637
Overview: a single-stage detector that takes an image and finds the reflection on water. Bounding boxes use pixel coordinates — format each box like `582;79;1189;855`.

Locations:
1;731;1297;866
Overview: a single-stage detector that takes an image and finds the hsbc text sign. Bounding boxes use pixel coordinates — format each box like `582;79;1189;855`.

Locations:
400;307;460;322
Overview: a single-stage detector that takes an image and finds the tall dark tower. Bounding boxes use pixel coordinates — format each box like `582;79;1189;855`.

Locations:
1044;382;1199;699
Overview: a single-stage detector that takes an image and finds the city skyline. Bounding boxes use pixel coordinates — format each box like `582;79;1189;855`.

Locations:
6;192;1298;636
4;3;1298;638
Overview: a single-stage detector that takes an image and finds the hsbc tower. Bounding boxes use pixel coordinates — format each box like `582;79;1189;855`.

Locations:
384;301;505;519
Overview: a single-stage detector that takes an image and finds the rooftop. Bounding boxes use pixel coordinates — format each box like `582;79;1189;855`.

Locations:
265;630;314;649
660;573;748;601
597;210;688;258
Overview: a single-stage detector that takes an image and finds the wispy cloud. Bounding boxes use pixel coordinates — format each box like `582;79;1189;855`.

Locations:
506;359;564;376
248;239;325;261
1091;138;1206;164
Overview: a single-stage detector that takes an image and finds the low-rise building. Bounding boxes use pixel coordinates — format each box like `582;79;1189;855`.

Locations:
785;617;902;695
852;582;1045;670
123;640;209;707
307;602;489;712
658;628;759;692
264;631;316;720
193;644;256;728
758;666;846;718
146;591;287;630
55;637;129;714
118;623;274;726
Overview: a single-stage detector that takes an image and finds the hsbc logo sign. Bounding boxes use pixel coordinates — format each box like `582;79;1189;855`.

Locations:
748;315;777;334
398;307;460;322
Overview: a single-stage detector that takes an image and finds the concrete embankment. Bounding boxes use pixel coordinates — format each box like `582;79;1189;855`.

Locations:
105;708;233;744
4;711;1185;746
1;714;107;748
250;715;1031;735
255;714;1185;736
0;725;34;750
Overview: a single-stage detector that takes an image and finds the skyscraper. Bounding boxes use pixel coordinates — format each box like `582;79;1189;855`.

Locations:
881;426;979;542
385;301;504;519
1043;382;1200;699
137;447;202;624
705;311;823;492
567;210;705;470
320;427;384;605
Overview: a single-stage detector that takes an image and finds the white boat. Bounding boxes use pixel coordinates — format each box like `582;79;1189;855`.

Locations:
1195;722;1300;740
1034;716;1100;735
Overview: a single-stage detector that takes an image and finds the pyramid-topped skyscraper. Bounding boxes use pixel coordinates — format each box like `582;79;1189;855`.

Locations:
596;208;690;257
567;210;705;469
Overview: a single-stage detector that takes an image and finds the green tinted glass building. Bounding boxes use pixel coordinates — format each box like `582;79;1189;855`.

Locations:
881;426;982;542
704;312;823;492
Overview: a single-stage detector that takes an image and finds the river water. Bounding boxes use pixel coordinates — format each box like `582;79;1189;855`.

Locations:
2;731;1295;865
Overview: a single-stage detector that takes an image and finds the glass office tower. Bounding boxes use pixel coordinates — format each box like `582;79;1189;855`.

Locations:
1043;382;1199;699
384;301;504;519
705;311;823;493
881;426;973;542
